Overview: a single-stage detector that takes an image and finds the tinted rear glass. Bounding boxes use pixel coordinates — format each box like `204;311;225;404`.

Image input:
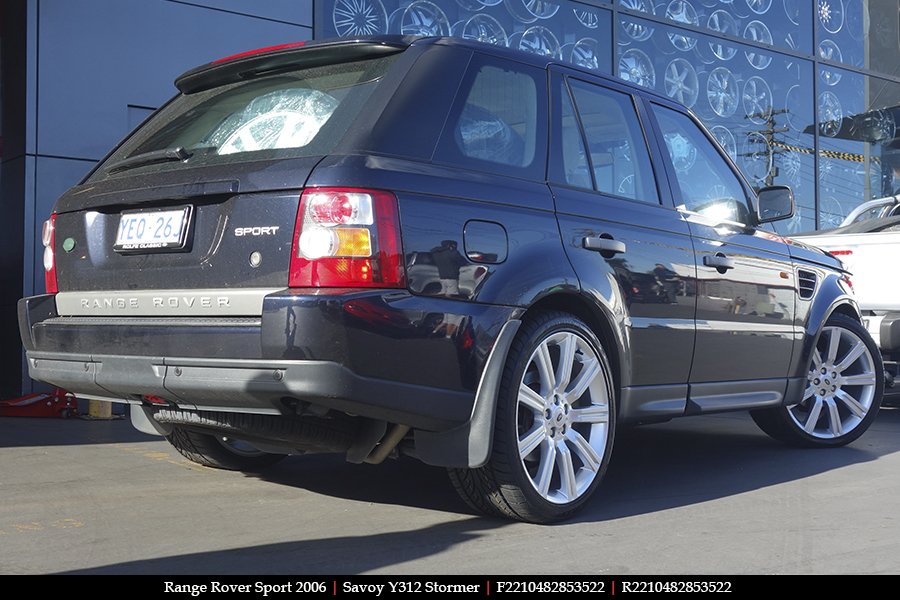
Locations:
88;55;397;182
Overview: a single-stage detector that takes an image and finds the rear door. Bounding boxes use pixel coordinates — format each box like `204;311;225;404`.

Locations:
645;102;796;407
548;69;696;422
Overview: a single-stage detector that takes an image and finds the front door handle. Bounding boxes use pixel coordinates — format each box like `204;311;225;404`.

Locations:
583;236;626;255
703;252;735;271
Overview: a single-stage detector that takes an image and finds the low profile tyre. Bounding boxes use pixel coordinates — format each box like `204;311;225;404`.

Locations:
450;311;616;523
751;313;883;447
166;426;286;471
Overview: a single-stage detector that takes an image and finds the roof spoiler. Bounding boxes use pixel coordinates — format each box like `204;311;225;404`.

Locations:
175;36;417;94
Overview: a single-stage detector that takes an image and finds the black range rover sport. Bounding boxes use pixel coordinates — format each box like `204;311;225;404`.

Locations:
20;36;883;523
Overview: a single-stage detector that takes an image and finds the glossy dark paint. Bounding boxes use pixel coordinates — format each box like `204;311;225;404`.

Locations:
55;191;302;291
19;37;867;463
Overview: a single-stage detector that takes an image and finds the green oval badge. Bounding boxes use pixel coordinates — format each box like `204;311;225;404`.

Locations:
62;238;76;253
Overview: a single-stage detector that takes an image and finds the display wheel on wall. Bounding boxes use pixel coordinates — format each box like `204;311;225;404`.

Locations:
818;40;843;86
710;125;738;162
743;76;774;125
742;132;773;185
504;0;560;24
618;48;656;89
745;0;773;15
519;25;561;59
818;91;844;137
817;0;844;34
461;13;508;46
783;0;801;25
574;7;600;30
570;38;601;70
743;20;773;69
664;131;698;173
707;10;738;60
706;66;739;118
389;1;450;36
665;0;699;51
664;58;699;108
333;0;388;36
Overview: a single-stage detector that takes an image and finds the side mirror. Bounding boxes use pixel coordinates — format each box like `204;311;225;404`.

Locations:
756;185;794;224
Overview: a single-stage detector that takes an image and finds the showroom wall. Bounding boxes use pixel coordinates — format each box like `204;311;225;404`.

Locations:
3;0;313;396
317;0;900;234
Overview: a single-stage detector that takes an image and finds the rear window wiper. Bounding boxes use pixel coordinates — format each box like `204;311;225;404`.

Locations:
106;147;192;173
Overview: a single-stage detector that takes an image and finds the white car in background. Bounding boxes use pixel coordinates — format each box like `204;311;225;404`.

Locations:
792;196;900;394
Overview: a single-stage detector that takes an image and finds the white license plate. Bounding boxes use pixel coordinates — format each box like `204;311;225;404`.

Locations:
114;207;191;252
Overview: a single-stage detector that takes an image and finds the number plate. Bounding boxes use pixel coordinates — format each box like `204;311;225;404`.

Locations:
114;206;192;253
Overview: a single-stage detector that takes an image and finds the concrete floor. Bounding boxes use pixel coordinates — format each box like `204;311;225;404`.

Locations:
1;407;899;574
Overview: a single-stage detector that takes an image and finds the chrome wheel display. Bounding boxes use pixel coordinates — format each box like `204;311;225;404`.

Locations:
395;1;450;36
461;13;508;46
571;38;601;70
783;0;801;25
516;331;611;504
818;91;843;137
664;58;699;107
618;48;656;89
818;0;844;34
778;150;802;188
743;76;773;124
706;67;739;117
665;0;699;51
784;84;807;132
574;7;599;29
620;17;655;43
504;0;560;24
818;39;843;85
745;0;772;15
619;0;655;42
333;0;388;36
789;326;878;439
519;25;561;58
664;131;697;173
710;125;737;162
707;10;738;60
742;132;772;185
743;20;773;69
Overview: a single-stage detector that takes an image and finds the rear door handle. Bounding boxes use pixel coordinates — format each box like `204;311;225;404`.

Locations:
703;253;735;271
583;236;626;255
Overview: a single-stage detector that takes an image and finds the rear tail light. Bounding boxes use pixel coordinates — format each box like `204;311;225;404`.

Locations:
42;215;58;294
830;250;853;256
289;188;405;288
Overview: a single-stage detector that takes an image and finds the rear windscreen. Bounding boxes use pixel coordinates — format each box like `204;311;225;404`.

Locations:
88;54;397;182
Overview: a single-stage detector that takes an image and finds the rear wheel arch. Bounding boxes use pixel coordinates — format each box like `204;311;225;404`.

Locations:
523;292;626;399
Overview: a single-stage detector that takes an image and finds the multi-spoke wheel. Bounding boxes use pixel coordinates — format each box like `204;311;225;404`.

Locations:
751;313;883;447
166;426;286;470
448;312;615;523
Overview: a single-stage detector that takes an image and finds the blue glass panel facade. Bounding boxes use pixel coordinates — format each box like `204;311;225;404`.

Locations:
315;0;900;233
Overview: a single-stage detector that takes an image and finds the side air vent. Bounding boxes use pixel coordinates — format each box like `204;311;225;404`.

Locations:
797;269;817;299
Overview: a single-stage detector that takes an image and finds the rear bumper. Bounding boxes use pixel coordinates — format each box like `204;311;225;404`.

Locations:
19;290;516;431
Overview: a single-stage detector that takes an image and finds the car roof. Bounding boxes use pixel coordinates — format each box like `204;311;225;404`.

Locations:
176;35;676;105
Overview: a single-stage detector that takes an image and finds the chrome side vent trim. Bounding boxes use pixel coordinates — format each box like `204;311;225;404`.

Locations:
797;269;817;300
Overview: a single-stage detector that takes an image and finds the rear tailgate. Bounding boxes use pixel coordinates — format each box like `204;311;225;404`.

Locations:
53;188;299;301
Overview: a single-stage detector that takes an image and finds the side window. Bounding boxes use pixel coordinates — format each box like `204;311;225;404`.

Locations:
558;85;592;189
568;79;659;204
435;57;545;180
651;105;750;224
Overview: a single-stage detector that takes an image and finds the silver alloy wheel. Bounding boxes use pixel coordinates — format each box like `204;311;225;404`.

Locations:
789;325;878;439
516;330;610;504
217;435;266;457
